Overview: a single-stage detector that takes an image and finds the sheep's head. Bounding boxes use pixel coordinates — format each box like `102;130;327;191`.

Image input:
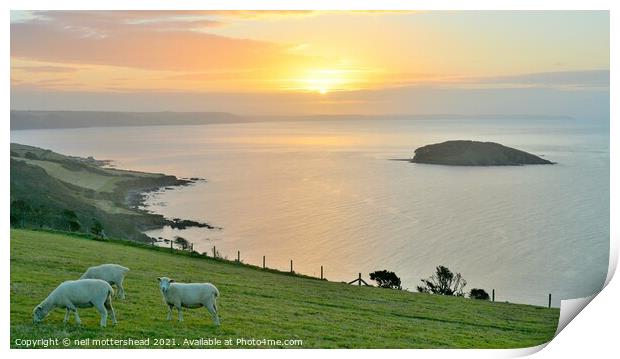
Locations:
157;277;175;294
32;305;46;323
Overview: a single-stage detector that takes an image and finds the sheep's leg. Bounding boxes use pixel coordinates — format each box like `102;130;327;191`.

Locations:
95;302;108;327
206;302;220;326
117;280;126;300
105;298;117;325
166;304;173;321
177;306;184;322
65;303;81;325
73;310;81;326
64;308;71;324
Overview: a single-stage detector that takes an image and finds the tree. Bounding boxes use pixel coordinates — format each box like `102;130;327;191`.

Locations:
469;288;490;300
369;270;402;290
62;209;81;232
174;236;190;251
10;200;31;227
31;205;48;228
417;265;467;296
90;219;104;237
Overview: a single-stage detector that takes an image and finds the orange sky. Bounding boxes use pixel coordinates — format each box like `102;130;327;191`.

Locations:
10;11;610;116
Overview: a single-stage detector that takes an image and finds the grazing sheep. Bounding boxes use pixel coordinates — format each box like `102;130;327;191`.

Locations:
80;264;129;300
33;279;116;327
158;277;220;325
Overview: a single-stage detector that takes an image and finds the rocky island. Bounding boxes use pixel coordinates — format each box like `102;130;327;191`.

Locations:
411;140;554;166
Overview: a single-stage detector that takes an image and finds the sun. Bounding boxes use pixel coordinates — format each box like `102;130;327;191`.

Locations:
302;69;347;94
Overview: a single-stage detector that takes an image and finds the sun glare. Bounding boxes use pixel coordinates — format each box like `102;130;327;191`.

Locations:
302;69;347;94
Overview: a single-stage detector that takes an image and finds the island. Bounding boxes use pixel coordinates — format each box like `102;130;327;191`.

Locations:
411;140;554;166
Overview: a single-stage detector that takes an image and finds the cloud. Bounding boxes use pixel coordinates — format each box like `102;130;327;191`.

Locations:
9;10;329;37
12;65;78;73
465;70;609;89
10;11;608;96
197;10;317;19
10;11;318;72
378;70;610;90
12;11;224;28
11;28;280;73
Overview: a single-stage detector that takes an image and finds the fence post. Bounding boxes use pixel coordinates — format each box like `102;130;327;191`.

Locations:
212;246;216;258
170;240;173;252
263;256;265;269
290;260;294;273
492;289;495;302
358;273;362;286
548;293;551;308
237;250;240;262
321;265;324;280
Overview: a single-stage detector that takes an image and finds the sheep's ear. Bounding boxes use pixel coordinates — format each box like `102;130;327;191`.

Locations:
170;279;175;283
157;277;161;281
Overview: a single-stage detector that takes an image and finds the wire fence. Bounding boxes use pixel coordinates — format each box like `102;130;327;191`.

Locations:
159;239;555;308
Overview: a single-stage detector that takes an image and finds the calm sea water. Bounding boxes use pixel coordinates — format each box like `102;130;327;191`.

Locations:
11;119;609;306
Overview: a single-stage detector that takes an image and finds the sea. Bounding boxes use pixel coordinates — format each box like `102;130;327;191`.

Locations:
11;118;610;307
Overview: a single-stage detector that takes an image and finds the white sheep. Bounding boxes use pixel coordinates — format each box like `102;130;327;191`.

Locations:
80;263;129;300
158;277;220;325
33;279;116;327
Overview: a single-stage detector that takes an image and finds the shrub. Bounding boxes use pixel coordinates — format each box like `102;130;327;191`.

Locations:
174;236;191;251
469;288;490;300
90;219;104;238
62;209;81;232
369;270;402;290
417;265;467;296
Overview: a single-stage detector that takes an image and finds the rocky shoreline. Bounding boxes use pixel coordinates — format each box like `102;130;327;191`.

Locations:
121;175;219;234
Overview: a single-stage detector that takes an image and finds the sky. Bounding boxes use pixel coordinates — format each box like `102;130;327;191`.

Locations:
10;10;610;118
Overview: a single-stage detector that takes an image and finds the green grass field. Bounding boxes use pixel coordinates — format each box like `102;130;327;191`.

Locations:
14;158;127;193
10;229;560;348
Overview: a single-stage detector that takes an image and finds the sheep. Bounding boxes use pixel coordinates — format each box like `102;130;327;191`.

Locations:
33;279;116;327
157;277;220;325
80;264;129;300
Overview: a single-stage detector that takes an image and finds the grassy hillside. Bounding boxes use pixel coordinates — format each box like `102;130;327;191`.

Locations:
10;143;204;242
10;229;560;349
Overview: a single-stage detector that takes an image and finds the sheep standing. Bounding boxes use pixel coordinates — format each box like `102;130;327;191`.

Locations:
80;264;129;300
158;277;220;325
33;279;116;327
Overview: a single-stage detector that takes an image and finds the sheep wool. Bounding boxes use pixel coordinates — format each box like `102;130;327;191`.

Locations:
158;276;220;325
80;263;130;300
33;279;117;327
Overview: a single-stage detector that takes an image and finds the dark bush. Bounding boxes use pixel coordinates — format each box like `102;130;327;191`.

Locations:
369;270;402;290
417;265;467;296
174;236;191;251
90;219;104;237
469;288;490;300
62;209;81;232
11;199;32;227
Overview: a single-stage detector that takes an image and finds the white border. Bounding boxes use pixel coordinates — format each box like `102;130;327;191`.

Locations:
3;1;617;358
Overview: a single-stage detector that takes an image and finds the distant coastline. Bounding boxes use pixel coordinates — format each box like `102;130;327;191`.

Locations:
10;110;574;131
